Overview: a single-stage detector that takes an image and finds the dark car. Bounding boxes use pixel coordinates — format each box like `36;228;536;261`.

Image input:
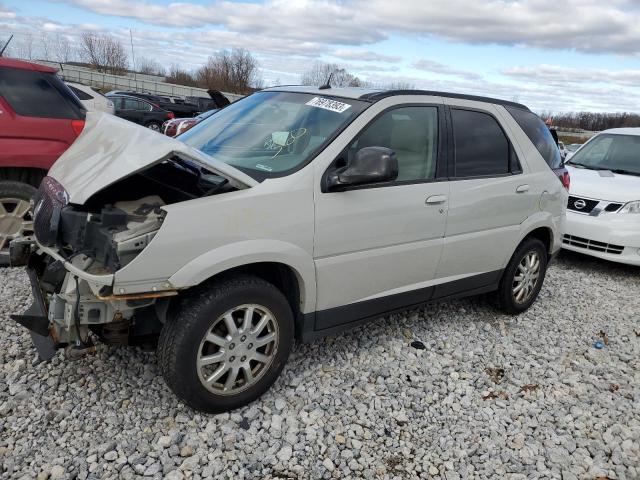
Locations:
107;94;174;131
185;90;230;113
108;91;199;118
0;58;86;265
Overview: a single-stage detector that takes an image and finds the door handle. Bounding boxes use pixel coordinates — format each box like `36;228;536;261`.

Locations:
516;184;530;194
425;195;447;205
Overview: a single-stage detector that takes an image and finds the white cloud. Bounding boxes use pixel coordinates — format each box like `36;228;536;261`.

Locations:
331;49;402;63
59;0;640;55
502;64;640;89
0;3;15;20
412;59;482;81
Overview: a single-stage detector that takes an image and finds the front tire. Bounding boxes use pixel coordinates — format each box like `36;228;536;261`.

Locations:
497;237;548;314
157;275;294;413
0;181;36;267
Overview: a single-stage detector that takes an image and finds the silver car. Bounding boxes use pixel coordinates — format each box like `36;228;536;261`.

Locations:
11;87;567;412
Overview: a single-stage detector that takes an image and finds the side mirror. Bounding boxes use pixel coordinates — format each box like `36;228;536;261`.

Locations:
325;146;398;191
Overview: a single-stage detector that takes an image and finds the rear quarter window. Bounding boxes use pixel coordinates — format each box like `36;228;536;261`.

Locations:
506;106;562;169
0;68;85;120
68;85;93;101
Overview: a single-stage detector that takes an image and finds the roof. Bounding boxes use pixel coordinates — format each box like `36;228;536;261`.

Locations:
0;58;57;73
262;85;530;110
263;85;383;100
600;128;640;136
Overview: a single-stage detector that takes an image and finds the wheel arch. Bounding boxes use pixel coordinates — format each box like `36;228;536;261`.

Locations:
186;262;306;337
522;226;553;258
166;240;316;330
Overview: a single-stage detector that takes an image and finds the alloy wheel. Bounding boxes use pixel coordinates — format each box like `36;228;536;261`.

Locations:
0;198;33;252
512;250;541;304
196;304;279;395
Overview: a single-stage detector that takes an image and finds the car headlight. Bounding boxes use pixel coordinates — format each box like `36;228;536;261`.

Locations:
619;201;640;214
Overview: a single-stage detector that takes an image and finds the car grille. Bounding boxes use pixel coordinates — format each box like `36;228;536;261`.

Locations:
563;234;624;255
567;196;599;214
33;177;68;247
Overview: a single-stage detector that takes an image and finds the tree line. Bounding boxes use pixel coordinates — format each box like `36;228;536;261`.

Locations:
540;111;640;132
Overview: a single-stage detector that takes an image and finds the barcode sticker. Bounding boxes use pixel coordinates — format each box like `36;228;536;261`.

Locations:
305;97;351;113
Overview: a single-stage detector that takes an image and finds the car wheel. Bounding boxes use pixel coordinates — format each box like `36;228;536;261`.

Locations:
157;275;294;413
0;181;36;267
496;237;547;314
146;121;161;131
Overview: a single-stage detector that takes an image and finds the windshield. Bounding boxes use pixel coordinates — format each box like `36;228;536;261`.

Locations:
568;134;640;175
178;91;369;180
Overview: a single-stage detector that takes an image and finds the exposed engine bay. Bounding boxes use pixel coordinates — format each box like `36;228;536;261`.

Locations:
13;157;238;356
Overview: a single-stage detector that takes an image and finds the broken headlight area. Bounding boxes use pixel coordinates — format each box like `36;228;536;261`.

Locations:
58;196;165;272
34;156;235;273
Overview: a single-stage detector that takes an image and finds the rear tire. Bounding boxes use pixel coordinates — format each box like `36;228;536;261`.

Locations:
157;275;294;413
0;181;36;267
145;121;161;132
497;237;548;314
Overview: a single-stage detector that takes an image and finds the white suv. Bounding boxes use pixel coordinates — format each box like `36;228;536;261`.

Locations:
11;87;567;412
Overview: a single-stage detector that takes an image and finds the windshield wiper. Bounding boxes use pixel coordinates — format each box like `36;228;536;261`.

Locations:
566;161;609;171
610;168;640;177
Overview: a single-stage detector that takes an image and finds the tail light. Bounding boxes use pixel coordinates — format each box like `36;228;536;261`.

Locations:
71;119;85;136
167;112;175;119
559;171;570;191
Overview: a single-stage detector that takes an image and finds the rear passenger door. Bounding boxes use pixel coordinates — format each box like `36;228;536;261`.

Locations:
435;102;538;289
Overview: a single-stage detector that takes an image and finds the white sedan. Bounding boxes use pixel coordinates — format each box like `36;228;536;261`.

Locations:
563;128;640;266
66;82;115;114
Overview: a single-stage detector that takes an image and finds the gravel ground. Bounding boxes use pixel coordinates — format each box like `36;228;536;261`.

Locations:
1;251;639;480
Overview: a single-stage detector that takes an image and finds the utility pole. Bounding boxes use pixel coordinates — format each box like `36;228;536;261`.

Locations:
129;29;138;92
0;35;14;57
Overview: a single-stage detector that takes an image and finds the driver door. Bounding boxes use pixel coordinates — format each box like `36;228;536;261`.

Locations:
312;101;449;331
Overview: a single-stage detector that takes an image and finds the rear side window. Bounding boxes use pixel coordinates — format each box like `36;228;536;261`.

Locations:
68;85;93;101
0;68;85;119
506;106;562;169
452;109;513;177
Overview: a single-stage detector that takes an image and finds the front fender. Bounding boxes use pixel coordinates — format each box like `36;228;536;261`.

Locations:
168;239;316;314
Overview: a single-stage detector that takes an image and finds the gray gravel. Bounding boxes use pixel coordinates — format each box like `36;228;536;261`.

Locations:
1;251;639;479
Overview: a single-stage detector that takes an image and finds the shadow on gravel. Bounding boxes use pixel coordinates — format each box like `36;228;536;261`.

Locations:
557;249;640;277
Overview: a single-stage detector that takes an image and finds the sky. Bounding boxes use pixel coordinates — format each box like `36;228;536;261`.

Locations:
2;0;640;113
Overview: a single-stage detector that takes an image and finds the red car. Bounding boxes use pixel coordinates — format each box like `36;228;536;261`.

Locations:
162;108;219;137
0;58;86;265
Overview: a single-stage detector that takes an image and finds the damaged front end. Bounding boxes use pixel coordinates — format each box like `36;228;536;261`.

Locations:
10;111;256;360
13;176;177;359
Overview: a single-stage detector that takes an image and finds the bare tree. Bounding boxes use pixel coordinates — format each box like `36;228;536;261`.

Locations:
300;62;366;88
166;64;198;86
197;48;261;94
136;56;165;76
80;33;128;74
13;33;34;61
52;34;75;63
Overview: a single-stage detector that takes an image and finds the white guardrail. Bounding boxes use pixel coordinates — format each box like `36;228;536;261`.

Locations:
36;61;244;103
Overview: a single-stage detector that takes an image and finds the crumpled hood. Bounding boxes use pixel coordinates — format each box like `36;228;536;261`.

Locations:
567;165;640;203
48;111;258;204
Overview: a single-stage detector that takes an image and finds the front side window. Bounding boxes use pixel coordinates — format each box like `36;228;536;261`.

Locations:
179;91;369;180
568;134;640;175
123;98;138;110
452;109;512;177
346;106;439;182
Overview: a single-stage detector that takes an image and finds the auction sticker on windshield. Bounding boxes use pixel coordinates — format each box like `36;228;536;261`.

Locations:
305;97;351;113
